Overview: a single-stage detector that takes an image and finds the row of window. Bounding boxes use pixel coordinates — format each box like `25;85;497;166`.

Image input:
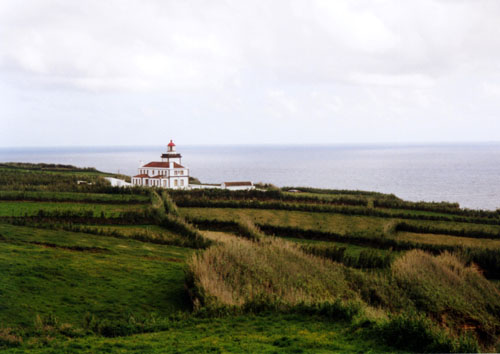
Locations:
133;178;185;187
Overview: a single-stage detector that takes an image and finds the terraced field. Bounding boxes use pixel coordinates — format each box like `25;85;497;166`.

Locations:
180;207;389;234
1;163;500;352
0;201;145;217
0;224;191;329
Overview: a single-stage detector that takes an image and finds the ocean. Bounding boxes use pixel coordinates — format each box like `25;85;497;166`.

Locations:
1;143;500;210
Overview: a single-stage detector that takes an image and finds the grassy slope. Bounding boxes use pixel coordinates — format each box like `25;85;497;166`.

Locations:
180;207;388;234
0;201;145;217
1;164;500;352
0;191;149;203
0;224;192;329
286;236;397;257
182;207;500;248
4;315;393;353
181;207;500;234
81;224;182;242
397;231;500;248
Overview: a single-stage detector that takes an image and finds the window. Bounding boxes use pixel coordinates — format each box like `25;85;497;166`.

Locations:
174;180;178;187
180;179;184;186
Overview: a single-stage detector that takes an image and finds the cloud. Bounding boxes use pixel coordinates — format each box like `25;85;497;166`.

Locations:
483;82;500;98
1;0;500;146
3;0;499;92
349;73;436;88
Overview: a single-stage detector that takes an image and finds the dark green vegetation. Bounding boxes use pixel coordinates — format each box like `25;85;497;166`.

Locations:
1;163;500;352
2;314;393;353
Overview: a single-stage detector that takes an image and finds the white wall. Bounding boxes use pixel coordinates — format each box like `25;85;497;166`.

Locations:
105;177;132;187
189;183;223;190
225;185;255;191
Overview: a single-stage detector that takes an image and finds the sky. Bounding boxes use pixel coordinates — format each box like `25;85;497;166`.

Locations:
1;0;500;147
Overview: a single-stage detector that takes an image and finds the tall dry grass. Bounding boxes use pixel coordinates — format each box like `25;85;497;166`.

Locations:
187;236;358;310
187;221;500;349
392;250;500;343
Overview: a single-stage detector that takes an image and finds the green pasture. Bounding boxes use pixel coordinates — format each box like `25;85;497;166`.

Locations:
0;201;145;217
181;206;500;237
1;162;499;352
81;224;185;244
0;191;149;203
3;314;393;353
285;236;398;257
180;207;389;234
0;224;192;329
402;218;500;234
396;231;500;249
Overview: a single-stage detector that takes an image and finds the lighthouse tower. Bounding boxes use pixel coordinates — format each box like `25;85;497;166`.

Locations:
131;140;189;189
161;140;182;165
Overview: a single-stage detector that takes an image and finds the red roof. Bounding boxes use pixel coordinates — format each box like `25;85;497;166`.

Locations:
143;161;184;168
133;173;168;179
168;140;175;147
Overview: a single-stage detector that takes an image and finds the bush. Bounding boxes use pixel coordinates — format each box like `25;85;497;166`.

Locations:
235;217;264;241
0;328;23;348
392;250;500;344
396;221;500;239
161;191;179;216
300;244;392;269
379;312;463;353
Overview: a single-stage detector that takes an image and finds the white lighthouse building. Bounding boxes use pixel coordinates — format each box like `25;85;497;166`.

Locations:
131;140;189;189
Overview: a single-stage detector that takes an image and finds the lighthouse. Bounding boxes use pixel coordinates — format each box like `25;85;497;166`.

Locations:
131;140;189;189
161;140;182;165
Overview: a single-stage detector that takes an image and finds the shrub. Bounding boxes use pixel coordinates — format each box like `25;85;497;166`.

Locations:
392;250;500;344
161;191;179;216
235;217;264;241
396;221;500;239
379;312;460;353
0;328;23;348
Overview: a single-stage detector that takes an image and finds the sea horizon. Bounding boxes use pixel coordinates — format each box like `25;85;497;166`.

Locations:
1;143;500;211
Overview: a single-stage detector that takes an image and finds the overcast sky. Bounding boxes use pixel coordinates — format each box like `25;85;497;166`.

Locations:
1;0;500;147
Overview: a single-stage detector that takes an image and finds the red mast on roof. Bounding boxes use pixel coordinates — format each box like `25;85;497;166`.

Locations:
167;140;176;153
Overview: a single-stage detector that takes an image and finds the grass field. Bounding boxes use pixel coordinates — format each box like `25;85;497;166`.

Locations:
3;314;393;353
0;190;149;203
285;236;398;257
82;224;182;241
2;163;500;352
0;224;192;329
181;206;500;234
180;207;389;234
396;231;500;248
0;201;145;217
